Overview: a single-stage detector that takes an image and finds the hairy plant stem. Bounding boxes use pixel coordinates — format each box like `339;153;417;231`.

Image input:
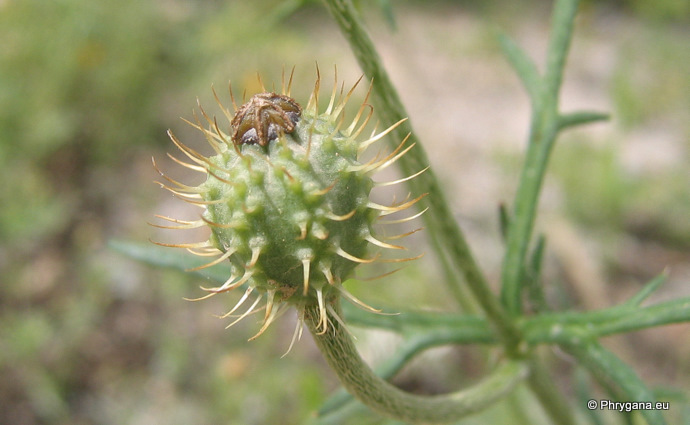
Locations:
305;301;529;424
318;0;587;423
321;0;519;350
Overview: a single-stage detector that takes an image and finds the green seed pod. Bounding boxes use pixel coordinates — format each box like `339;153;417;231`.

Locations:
153;70;425;348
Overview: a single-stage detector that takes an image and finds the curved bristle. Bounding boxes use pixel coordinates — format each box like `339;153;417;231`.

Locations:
326;304;354;338
228;81;238;111
334;74;365;122
150;215;204;230
281;316;304;358
378;207;429;225
216;286;254;319
149;239;211;249
325;65;338;115
248;246;261;268
200;215;241;229
320;263;336;286
152;157;205;192
374;166;429;187
166;152;208;174
377;252;425;263
365;234;405;250
338;287;382;314
357;267;402;282
357;118;407;154
335;247;379;264
369;193;427;217
385;227;424;240
185;248;235;272
202;268;252;292
362;137;414;174
212;84;234;124
325;209;356;222
225;295;263;329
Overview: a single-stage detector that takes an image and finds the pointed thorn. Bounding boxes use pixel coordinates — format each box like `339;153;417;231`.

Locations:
315;289;329;334
249;298;286;341
200;215;240;229
325;209;357;222
378;207;429;224
325;65;338;115
311;181;337;197
365;234;405;250
377;252;425;263
216;286;254;318
149;215;204;230
166;152;208;174
326;304;355;338
248;246;261;268
369;193;427;216
320;264;336;286
335;247;379;263
262;290;276;322
296;221;308;240
302;259;311;296
374;166;429;187
167;130;210;167
357;118;408;153
152;157;205;192
339;287;382;313
200;270;253;294
385;227;425;240
183;292;218;302
286;66;296;96
186;247;223;257
212;84;234;123
225;295;263;329
185;248;235;271
149;239;211;249
281;316;304;358
228;81;238;112
358;267;403;282
364;137;415;174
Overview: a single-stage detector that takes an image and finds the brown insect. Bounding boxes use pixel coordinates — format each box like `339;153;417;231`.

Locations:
231;93;302;146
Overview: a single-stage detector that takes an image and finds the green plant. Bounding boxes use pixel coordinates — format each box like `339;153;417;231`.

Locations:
113;0;690;423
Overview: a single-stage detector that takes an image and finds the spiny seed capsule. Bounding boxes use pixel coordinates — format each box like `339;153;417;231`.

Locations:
152;69;426;351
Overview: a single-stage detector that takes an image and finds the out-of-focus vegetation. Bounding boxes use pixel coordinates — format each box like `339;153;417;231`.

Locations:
1;0;688;424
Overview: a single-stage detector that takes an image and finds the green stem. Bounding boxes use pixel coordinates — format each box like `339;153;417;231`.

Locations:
318;329;493;417
500;0;581;316
522;297;690;343
564;341;668;425
526;357;578;425
321;0;519;348
344;296;690;346
306;301;528;424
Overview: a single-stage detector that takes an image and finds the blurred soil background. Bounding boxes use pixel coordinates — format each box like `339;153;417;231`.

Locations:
1;0;688;424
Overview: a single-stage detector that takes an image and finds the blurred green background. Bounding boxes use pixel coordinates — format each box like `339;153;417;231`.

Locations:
1;0;688;424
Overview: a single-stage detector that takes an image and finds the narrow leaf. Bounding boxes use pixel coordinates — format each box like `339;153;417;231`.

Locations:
498;202;510;243
574;367;606;425
377;0;397;31
497;31;541;106
558;111;609;130
623;270;668;307
525;234;548;312
108;239;232;283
